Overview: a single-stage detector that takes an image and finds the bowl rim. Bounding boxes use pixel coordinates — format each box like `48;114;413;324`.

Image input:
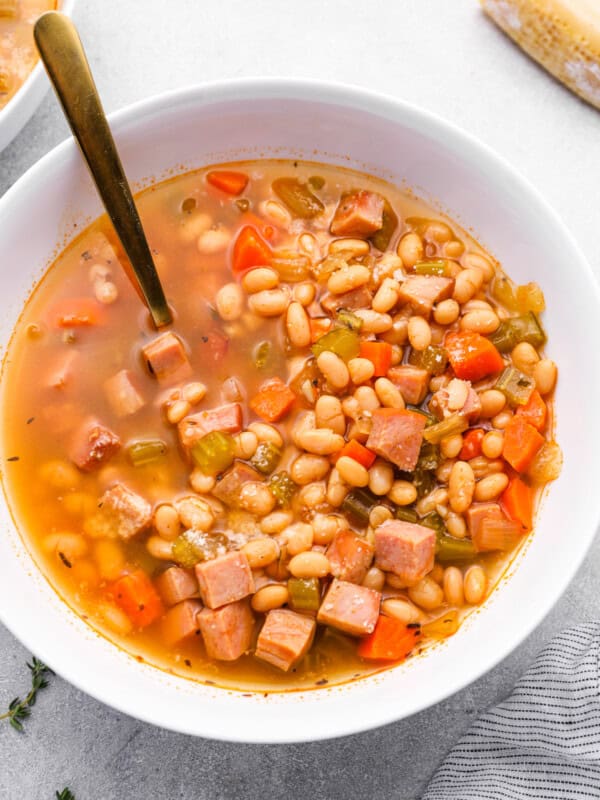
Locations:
1;77;599;742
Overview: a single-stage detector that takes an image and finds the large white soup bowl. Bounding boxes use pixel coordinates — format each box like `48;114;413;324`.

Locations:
0;80;598;742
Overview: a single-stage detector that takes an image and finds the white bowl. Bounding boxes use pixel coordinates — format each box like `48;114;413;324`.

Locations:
0;79;598;743
0;0;76;153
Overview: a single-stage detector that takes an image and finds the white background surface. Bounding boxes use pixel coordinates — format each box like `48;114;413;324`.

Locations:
0;1;599;797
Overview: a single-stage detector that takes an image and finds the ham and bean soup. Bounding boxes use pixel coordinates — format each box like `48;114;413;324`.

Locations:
0;0;55;110
1;161;561;690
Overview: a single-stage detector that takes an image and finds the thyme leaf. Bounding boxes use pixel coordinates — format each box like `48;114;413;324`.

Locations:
0;657;54;732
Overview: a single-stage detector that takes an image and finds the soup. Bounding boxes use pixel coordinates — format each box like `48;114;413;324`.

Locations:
1;160;561;691
0;0;56;110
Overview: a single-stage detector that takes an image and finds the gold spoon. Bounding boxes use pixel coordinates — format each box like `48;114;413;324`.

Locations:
34;11;172;329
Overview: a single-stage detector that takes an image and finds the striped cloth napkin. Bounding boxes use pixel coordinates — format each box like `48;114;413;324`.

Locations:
423;623;600;798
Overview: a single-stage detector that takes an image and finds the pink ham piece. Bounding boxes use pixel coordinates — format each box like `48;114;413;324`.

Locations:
374;519;435;584
194;550;255;609
388;365;429;405
161;599;202;647
103;369;145;417
255;609;316;672
212;462;263;506
397;275;454;316
466;502;505;540
429;378;482;421
141;332;192;384
366;408;426;471
98;483;152;540
326;530;374;584
178;403;243;452
320;286;373;315
69;418;121;472
155;566;198;607
330;190;385;237
317;579;380;636
45;349;80;390
197;599;254;661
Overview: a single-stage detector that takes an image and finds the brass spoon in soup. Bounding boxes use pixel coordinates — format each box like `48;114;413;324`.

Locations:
34;11;172;329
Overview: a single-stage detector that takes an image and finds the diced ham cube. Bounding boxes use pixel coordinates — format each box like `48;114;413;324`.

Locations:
430;378;482;421
466;502;504;540
255;609;316;672
212;462;263;506
69;418;121;472
178;403;243;452
326;530;374;584
142;332;192;384
161;599;203;647
320;286;373;315
198;328;229;364
197;599;254;661
388;365;429;405
155;566;198;607
103;369;145;417
366;408;426;471
98;483;152;540
397;275;454;316
45;349;80;390
374;519;436;584
317;579;380;636
330;190;385;237
194;550;255;609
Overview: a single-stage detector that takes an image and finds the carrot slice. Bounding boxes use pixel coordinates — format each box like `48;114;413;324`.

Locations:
249;377;296;423
516;389;547;431
359;341;393;377
502;416;544;473
232;225;272;273
309;317;332;343
445;331;504;382
337;439;376;469
459;428;485;460
206;170;249;196
52;297;104;327
110;570;163;628
357;615;421;661
500;476;535;531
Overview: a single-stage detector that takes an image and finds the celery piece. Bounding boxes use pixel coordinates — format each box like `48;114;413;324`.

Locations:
271;251;311;282
268;471;296;506
494;366;535;406
289;357;325;403
421;512;446;537
308;175;325;190
421;610;459;638
336;309;363;332
395;506;418;524
423;414;469;444
409;345;449;376
191;431;235;475
414;260;451;277
436;534;476;563
272;178;324;219
312;327;360;362
406;405;438;427
416;442;440;472
488;312;546;353
126;438;167;467
371;199;398;252
251;442;282;475
172;530;227;568
254;340;272;369
288;577;321;611
342;488;380;526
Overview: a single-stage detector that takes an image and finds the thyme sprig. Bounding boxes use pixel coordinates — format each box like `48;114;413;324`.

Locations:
0;657;54;732
56;790;76;800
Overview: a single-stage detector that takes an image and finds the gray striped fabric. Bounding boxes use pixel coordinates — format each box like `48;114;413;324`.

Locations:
423;624;600;799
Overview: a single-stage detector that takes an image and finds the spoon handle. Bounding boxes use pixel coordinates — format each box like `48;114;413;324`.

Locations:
34;12;172;329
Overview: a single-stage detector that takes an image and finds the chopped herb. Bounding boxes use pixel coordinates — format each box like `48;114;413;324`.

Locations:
6;456;19;462
315;678;328;685
26;417;34;424
235;198;250;212
58;552;72;569
0;658;54;732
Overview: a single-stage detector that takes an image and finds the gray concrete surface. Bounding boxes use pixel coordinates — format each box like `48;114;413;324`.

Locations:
1;1;599;797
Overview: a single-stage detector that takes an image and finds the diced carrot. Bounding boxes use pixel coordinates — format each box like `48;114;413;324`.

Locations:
110;570;164;628
52;297;104;327
459;428;485;460
359;341;393;377
502;416;544;473
206;170;248;196
249;377;296;422
357;615;421;661
239;211;277;241
337;440;376;469
232;225;272;273
500;476;535;531
309;317;332;343
445;331;504;382
516;389;547;431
